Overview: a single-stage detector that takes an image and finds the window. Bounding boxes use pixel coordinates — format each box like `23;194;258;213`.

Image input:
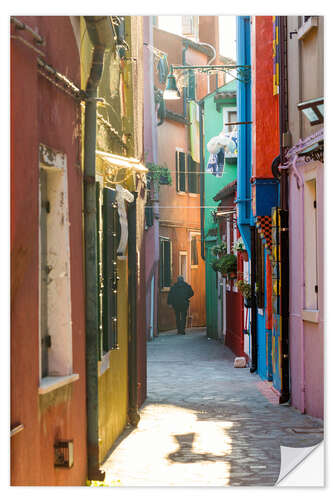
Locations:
191;235;199;267
304;179;318;310
176;151;186;192
187;154;200;194
39;146;73;379
224;108;237;133
297;16;319;40
101;187;119;353
144;177;154;228
179;252;187;281
160;238;172;288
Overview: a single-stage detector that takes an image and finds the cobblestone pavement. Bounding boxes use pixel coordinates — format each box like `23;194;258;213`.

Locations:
103;328;323;487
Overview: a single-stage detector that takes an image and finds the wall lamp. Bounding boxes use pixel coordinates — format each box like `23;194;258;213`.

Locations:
297;97;324;126
163;63;251;100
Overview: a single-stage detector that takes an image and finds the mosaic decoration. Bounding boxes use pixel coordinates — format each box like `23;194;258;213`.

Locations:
256;216;273;255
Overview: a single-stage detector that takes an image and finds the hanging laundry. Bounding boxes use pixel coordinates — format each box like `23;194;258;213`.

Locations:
207;153;218;176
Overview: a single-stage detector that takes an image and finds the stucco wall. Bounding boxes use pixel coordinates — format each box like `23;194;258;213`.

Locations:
11;16;87;485
288;159;324;419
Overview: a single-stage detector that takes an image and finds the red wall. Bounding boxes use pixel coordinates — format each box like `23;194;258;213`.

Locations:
218;192;246;357
251;16;280;179
11;16;87;485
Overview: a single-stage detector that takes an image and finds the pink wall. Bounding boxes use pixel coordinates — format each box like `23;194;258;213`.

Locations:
143;16;159;339
288;158;324;419
11;16;87;485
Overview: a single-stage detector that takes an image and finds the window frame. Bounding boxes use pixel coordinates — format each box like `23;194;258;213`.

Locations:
38;145;78;393
190;232;200;269
160;237;172;290
175;149;187;193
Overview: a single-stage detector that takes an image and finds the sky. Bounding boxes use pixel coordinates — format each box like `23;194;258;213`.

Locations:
157;16;236;60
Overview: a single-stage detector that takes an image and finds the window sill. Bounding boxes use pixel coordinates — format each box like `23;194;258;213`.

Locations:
99;352;110;377
176;191;187;196
188;193;200;197
297;17;318;40
302;309;319;324
161;287;171;292
38;374;79;395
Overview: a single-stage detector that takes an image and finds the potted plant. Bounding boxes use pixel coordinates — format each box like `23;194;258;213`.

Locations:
146;162;172;186
236;279;252;307
233;237;248;261
216;253;237;277
210;241;227;258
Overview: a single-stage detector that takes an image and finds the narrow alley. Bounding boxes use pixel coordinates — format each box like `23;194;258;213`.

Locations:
10;14;325;487
103;329;323;487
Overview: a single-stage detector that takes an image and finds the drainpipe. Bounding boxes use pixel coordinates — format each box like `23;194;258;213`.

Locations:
250;226;257;372
278;16;290;404
236;16;252;257
83;16;114;481
128;192;140;426
199;100;205;261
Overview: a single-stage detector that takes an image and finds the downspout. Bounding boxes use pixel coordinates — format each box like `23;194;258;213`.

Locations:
83;16;114;481
128;192;140;425
278;16;290;404
199;100;205;261
236;16;256;373
250;226;257;372
236;16;252;256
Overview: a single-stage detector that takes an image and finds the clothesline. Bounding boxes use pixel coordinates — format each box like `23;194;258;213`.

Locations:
144;206;236;209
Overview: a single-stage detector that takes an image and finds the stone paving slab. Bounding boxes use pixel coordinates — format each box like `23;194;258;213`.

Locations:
103;329;323;487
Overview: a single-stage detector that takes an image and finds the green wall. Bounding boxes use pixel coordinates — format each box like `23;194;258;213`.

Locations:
202;81;237;339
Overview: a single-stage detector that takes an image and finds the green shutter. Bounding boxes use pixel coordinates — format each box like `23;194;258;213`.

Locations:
96;182;103;360
164;240;171;287
179;152;186;192
102;188;119;352
175;151;179;191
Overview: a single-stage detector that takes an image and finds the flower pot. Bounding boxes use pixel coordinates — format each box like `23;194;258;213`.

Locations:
241;250;248;262
229;272;237;279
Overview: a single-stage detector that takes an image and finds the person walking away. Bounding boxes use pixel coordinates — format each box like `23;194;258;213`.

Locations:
167;276;194;335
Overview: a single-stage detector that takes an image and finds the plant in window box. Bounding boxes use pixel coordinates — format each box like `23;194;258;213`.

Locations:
210;242;227;258
236;279;252;307
233;237;248;261
211;253;237;277
146;162;172;186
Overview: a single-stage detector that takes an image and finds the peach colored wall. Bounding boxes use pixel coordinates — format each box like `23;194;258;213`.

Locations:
158;121;201;228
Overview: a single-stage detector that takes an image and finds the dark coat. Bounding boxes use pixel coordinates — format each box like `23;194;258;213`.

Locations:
167;281;194;311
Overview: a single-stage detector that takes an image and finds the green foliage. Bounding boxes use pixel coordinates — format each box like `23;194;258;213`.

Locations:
232;237;246;252
236;279;251;299
211;242;227;257
211;253;237;275
146;162;172;186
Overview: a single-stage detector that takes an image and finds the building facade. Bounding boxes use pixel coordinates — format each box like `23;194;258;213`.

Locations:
11;16;87;485
201;79;237;340
153;19;217;332
285;16;324;419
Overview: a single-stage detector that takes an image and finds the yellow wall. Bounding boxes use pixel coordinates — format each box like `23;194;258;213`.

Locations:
98;258;129;462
